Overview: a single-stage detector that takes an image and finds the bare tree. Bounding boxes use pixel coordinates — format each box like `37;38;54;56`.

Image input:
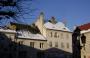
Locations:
0;0;36;26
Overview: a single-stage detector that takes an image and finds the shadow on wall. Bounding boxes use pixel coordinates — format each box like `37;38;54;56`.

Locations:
0;32;72;58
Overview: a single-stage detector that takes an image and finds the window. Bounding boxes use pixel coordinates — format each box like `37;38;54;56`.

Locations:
61;42;64;48
49;42;52;47
18;41;23;48
66;43;69;48
55;42;58;47
84;55;86;58
30;42;34;47
57;35;59;38
61;33;63;39
50;32;52;37
54;32;57;38
40;43;44;48
66;34;69;39
18;41;23;45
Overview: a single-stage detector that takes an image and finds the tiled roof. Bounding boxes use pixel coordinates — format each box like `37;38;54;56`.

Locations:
79;23;90;30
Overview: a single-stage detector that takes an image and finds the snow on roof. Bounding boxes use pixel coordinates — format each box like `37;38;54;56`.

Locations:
17;31;46;41
0;28;16;33
81;29;90;33
44;22;70;31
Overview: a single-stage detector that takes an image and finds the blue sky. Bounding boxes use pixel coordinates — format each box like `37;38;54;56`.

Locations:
32;0;90;30
0;0;90;30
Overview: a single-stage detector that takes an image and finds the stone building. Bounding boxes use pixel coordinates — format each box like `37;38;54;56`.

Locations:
0;12;72;58
79;23;90;58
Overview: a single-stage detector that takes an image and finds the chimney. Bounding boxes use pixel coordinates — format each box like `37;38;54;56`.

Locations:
49;16;57;24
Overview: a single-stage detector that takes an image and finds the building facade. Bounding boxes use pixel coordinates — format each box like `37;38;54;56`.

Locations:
0;12;72;58
79;23;90;58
